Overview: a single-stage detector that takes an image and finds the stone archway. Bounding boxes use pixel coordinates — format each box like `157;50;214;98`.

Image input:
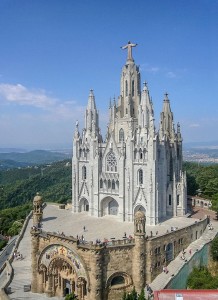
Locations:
79;198;89;212
101;197;119;216
38;244;89;299
134;205;146;215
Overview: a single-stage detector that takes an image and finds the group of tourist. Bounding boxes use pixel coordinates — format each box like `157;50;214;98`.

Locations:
208;223;214;230
162;266;169;273
14;249;23;260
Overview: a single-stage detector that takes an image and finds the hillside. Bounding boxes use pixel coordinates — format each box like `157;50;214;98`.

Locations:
0;159;72;210
0;150;70;169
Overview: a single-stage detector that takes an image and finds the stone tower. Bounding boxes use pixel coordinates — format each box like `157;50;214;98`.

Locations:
31;193;43;293
72;42;187;225
132;210;146;293
32;192;43;227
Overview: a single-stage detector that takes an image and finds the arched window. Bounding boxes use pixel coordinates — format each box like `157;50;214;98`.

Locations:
138;169;143;184
111;276;125;286
106;151;117;172
132;80;134;96
119;128;125;142
112;180;115;190
108;180;111;189
125;80;128;96
82;166;86;180
100;178;103;188
139;149;143;160
134;149;137;160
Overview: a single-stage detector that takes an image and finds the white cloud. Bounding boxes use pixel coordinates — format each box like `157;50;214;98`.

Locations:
0;83;57;108
0;82;87;120
166;71;176;78
140;63;160;73
189;123;200;128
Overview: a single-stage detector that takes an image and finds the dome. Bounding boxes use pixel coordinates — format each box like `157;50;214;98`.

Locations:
33;193;42;203
135;210;145;219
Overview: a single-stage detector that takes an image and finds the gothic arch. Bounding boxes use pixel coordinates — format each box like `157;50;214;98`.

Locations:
37;243;90;298
82;165;87;180
106;271;132;289
119;128;125;142
106;151;117;172
101;196;119;216
79;198;89;212
125;80;128;96
138;169;143;184
134;205;146;215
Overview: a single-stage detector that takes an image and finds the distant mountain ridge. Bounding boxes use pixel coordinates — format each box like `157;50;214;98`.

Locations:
0;150;70;169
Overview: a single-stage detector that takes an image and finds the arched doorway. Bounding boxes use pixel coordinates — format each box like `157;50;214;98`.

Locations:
65;279;71;295
109;199;118;215
134;205;146;215
166;243;174;262
101;197;119;216
79;198;89;212
39;244;88;299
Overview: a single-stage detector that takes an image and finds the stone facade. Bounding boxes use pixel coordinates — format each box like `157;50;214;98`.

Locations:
72;42;187;225
31;196;209;300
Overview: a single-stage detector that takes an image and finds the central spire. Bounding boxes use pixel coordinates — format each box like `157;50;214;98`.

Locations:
121;41;138;62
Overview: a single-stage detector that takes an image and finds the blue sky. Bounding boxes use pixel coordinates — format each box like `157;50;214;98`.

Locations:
0;0;217;149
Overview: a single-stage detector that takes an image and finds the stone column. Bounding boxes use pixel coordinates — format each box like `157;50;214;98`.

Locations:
38;271;44;293
88;247;103;300
46;274;53;297
77;278;82;300
132;211;146;293
31;229;40;293
61;277;65;297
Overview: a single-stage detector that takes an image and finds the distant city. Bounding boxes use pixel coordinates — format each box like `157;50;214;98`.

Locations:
0;142;218;168
183;142;218;164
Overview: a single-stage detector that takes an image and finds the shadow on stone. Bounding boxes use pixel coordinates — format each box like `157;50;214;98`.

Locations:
42;216;57;222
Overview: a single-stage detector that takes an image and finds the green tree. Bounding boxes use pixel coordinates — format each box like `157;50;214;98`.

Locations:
138;288;145;300
187;266;218;289
65;292;78;300
211;237;218;261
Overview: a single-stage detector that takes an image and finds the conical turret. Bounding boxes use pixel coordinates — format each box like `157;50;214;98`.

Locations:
84;89;99;138
160;93;175;139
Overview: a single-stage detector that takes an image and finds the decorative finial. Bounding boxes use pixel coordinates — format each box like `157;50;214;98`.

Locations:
121;41;138;61
109;98;112;109
164;92;169;100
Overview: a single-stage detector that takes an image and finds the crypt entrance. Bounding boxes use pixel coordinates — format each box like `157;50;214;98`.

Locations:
38;244;88;299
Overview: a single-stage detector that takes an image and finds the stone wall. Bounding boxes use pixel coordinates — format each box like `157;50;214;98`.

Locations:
32;216;208;300
146;216;208;282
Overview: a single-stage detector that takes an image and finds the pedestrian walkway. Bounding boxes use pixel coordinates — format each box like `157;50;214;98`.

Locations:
149;220;218;292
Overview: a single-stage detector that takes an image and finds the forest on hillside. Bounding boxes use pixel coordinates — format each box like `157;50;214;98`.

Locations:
0;160;218;236
0;159;72;210
183;162;218;208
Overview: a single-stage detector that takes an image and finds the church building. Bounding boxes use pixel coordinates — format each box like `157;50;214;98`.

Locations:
72;42;187;225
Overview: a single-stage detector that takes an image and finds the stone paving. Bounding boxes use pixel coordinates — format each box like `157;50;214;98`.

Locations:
5;204;216;299
41;205;197;242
